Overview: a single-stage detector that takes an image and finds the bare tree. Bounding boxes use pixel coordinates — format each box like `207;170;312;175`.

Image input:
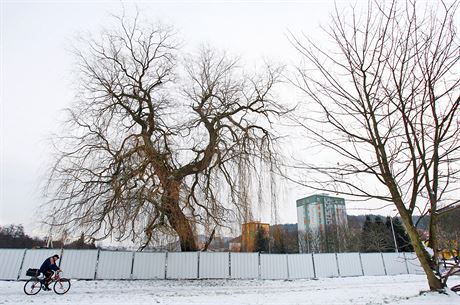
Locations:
291;0;459;290
44;16;285;251
299;224;350;253
299;228;325;253
436;207;460;260
341;227;362;253
272;225;287;253
360;216;394;252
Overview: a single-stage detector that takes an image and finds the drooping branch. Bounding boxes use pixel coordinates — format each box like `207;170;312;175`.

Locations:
44;16;286;251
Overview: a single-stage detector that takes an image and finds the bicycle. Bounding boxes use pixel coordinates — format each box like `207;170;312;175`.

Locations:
437;260;460;294
23;269;71;295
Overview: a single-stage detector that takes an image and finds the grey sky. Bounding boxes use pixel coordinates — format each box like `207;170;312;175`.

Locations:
1;0;403;237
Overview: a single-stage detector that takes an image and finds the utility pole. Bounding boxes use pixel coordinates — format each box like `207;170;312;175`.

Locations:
389;216;398;253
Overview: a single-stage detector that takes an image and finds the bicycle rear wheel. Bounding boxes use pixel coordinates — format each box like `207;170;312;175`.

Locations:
53;278;71;294
24;279;42;295
451;284;460;294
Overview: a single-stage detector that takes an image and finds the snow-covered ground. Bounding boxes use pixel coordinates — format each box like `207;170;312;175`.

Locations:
1;275;458;305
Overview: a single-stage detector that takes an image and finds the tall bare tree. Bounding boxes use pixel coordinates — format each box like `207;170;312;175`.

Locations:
291;0;459;290
44;17;284;251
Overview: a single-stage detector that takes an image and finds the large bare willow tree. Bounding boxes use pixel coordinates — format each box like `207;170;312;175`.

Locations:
291;0;459;290
45;17;284;251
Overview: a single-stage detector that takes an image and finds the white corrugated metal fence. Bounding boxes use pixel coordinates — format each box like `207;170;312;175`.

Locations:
0;249;423;281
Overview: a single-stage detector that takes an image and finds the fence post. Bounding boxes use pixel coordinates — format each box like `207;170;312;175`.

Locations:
16;249;27;280
286;254;290;279
197;251;201;279
335;253;341;277
402;252;410;274
228;252;231;278
164;252;168;279
258;252;261;279
381;252;387;275
57;249;64;269
358;252;365;276
130;251;135;280
311;253;317;279
93;249;101;280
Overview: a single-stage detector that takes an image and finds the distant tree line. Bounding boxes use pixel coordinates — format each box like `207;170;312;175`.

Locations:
297;212;459;254
360;216;413;253
270;224;299;253
0;224;96;249
216;215;448;254
65;233;97;249
299;215;417;253
0;225;45;248
3;210;457;253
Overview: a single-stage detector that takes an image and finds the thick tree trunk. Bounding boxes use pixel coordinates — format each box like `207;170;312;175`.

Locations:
399;210;443;290
428;212;439;263
380;156;443;290
163;181;198;251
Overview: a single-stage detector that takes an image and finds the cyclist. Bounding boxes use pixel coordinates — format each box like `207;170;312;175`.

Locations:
39;254;61;291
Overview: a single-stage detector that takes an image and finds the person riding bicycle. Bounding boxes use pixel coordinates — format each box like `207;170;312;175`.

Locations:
39;254;61;291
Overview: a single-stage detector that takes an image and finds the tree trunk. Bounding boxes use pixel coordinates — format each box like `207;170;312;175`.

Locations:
163;181;198;251
428;212;440;264
399;210;443;290
381;162;443;290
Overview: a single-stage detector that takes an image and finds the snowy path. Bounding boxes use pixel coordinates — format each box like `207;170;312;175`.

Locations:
1;275;458;305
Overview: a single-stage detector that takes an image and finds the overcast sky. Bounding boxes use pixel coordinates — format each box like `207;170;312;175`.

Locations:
1;0;430;237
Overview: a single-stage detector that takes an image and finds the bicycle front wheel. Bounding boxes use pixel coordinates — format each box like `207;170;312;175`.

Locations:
53;278;71;294
24;279;42;295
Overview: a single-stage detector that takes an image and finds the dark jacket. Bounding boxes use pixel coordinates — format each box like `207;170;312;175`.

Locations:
39;257;59;273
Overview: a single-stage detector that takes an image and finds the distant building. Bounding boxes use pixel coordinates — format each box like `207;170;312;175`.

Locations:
296;194;348;253
229;242;241;252
241;221;270;252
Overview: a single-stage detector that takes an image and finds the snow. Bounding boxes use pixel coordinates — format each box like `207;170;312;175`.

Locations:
1;275;459;305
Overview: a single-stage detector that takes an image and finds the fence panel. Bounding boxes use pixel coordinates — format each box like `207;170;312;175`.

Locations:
313;253;339;278
230;252;259;279
167;252;198;279
19;249;59;280
287;254;315;279
96;251;133;280
404;253;423;274
382;253;408;275
132;252;166;279
361;253;386;276
260;254;288;279
199;252;229;279
337;253;362;277
60;249;98;279
0;249;25;280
